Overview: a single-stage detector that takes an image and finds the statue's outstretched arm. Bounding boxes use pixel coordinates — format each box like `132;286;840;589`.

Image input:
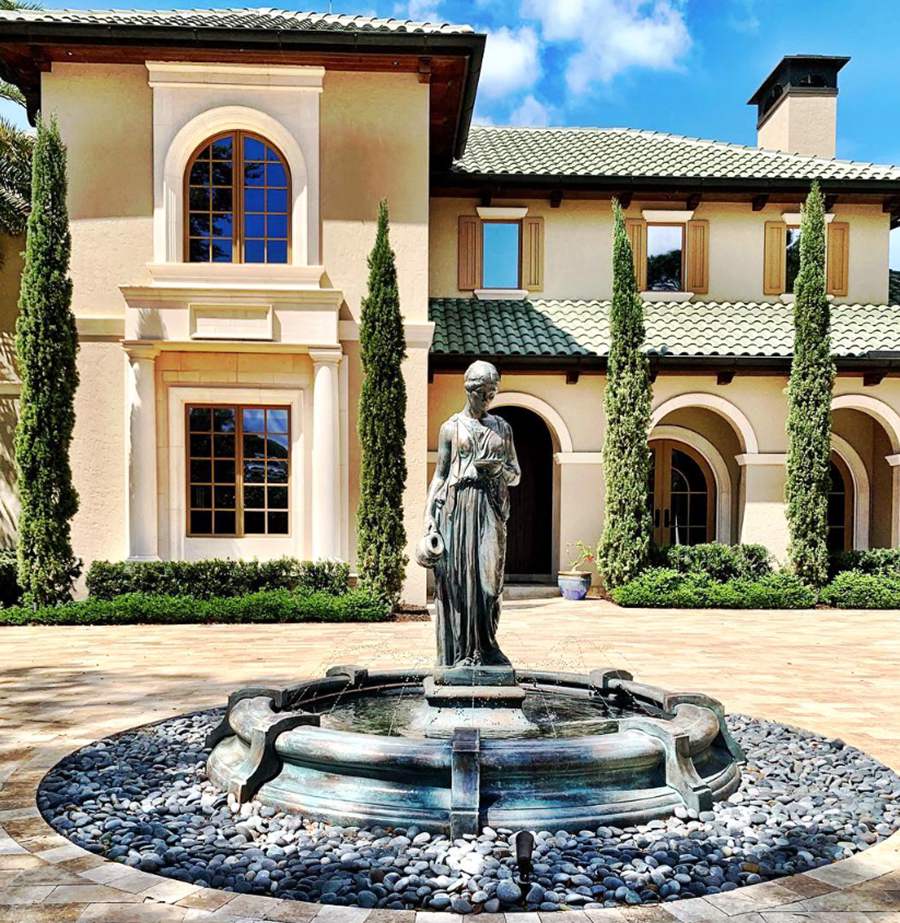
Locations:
424;421;452;532
503;421;521;487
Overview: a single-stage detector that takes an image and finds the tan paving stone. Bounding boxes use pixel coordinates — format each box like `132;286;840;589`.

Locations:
175;889;236;913
663;897;730;921
0;883;56;904
776;876;836;899
77;903;188;922
139;880;201;905
0;903;86;922
44;884;144;904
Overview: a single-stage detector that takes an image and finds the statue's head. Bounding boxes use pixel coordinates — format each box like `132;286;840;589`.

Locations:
464;360;500;416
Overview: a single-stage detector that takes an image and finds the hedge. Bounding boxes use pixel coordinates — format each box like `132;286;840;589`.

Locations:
830;548;900;578
612;568;816;609
86;558;350;600
0;549;22;608
650;543;771;582
820;572;900;609
0;588;389;626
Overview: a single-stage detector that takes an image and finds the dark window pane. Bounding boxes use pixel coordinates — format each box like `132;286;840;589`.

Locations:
244;510;265;534
646;225;683;291
189;214;210;237
189;162;209;186
244;486;265;508
689;495;707;526
245;214;265;238
245;239;265;263
189;186;210;210
244;188;264;212
214;511;236;534
243;433;266;460
214;434;235;458
244;460;265;484
786;227;802;294
211;213;233;238
190;460;212;483
214;486;236;509
190;510;212;534
267;240;287;264
214;460;235;484
211;187;232;211
194;144;212;162
190;485;212;508
211;161;233;186
244;161;265;186
268;486;288;509
266;163;287;187
189;434;211;457
211;239;233;263
266;433;289;458
266;408;289;433
266;188;288;212
268;511;288;534
482;222;520;289
267;460;288;483
244;136;265;161
211;136;233;160
671;468;688;493
188;407;211;432
213;408;236;433
267;215;288;239
242;408;265;433
189;238;210;262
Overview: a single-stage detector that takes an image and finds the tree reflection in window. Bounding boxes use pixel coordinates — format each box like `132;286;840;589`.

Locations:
785;227;802;293
646;224;684;291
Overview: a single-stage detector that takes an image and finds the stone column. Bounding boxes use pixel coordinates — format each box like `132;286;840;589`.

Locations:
887;454;900;547
310;348;343;560
736;453;788;562
125;345;159;561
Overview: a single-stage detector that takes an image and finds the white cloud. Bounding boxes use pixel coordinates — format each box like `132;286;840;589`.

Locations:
508;94;556;127
398;0;442;22
519;0;692;93
479;25;542;99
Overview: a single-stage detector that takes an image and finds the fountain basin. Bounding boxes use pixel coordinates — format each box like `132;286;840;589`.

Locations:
206;667;744;835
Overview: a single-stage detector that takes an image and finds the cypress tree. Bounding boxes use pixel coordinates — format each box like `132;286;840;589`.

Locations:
786;181;834;587
356;200;408;607
15;116;80;607
597;200;652;588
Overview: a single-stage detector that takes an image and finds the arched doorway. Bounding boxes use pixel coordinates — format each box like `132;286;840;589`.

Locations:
492;406;553;582
649;439;716;546
828;453;854;553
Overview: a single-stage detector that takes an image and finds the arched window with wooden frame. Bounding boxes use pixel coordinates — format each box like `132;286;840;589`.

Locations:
827;453;854;553
185;130;291;264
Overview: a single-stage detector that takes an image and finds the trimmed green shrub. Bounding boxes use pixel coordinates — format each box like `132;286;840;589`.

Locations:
357;200;408;607
830;548;900;577
0;549;22;608
0;587;389;626
785;181;834;588
820;572;900;609
651;543;772;581
612;567;816;609
597;200;652;588
85;558;350;600
15;116;81;606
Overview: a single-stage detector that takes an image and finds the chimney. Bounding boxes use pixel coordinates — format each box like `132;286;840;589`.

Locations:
748;55;849;159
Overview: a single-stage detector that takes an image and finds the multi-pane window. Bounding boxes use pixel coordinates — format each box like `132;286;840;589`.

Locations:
482;221;521;288
187;405;290;537
186;131;289;264
646;224;684;291
785;226;802;293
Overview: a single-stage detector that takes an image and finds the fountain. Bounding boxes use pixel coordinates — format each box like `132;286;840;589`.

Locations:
206;360;744;835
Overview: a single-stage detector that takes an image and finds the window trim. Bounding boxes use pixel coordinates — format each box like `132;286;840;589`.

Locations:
183;129;293;265
645;222;686;293
479;218;523;291
185;402;292;538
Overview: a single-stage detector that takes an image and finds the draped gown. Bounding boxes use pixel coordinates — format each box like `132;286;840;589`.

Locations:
432;411;520;667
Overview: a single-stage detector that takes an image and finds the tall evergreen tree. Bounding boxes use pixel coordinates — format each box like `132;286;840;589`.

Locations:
597;200;652;588
786;181;834;587
356;200;408;606
15;116;80;606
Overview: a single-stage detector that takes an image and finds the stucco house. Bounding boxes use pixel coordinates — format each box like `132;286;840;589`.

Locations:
1;9;899;604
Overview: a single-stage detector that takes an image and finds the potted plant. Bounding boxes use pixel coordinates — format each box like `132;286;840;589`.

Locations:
558;541;595;600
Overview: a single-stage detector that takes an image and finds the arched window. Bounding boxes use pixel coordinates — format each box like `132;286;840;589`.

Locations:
185;131;290;264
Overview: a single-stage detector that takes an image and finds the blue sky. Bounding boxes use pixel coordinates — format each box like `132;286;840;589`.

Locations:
3;0;899;267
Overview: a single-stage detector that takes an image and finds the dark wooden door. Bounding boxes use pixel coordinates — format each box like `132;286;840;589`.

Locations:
493;406;553;581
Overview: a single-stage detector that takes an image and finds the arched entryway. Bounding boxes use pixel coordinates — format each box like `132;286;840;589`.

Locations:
649;439;716;547
492;406;553;581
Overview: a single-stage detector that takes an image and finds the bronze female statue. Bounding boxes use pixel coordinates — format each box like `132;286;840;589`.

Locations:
418;361;520;668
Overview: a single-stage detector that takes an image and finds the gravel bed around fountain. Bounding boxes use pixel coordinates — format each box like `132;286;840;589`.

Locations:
37;709;900;913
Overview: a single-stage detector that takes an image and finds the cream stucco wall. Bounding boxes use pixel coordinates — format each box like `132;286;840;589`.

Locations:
0;233;23;548
430;198;890;305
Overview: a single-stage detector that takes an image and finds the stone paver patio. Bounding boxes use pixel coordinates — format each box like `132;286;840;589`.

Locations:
2;597;900;922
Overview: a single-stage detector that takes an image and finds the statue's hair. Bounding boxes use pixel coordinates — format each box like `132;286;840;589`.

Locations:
464;360;500;391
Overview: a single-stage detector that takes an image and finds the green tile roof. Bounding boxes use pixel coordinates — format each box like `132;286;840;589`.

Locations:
429;298;900;361
891;270;900;304
451;126;900;185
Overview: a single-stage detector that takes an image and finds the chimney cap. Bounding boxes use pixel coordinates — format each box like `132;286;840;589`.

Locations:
748;54;850;120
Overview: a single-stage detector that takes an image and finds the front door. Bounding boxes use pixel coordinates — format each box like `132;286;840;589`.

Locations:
649;440;715;546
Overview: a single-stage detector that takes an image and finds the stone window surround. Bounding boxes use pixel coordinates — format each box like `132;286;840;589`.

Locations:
474;206;530;301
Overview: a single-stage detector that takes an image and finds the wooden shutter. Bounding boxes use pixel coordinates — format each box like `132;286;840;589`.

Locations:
625;218;647;291
520;216;544;292
457;215;482;291
685;219;709;294
763;221;787;295
826;221;850;297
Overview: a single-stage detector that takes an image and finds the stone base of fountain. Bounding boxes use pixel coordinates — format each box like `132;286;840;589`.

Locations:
205;666;745;836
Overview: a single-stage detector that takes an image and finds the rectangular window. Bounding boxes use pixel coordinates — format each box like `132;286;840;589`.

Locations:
482;221;521;289
785;226;802;293
187;404;290;537
646;224;684;291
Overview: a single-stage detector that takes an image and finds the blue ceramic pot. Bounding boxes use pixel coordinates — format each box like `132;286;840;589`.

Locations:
557;571;592;600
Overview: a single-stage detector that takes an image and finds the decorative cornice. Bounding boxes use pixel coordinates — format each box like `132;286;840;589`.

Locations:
735;453;786;466
146;61;325;91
